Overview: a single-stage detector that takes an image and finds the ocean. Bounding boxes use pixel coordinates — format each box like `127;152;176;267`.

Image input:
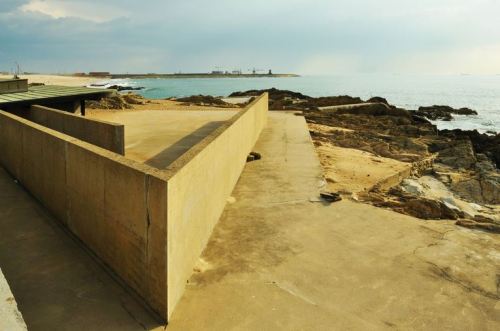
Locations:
97;74;500;133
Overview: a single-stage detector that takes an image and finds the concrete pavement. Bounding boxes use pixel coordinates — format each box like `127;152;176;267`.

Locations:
89;110;236;169
167;112;500;330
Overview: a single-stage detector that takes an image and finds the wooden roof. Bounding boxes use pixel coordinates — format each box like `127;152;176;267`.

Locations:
0;85;111;105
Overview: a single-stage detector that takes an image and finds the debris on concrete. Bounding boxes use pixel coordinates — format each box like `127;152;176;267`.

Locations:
320;192;342;203
247;152;262;162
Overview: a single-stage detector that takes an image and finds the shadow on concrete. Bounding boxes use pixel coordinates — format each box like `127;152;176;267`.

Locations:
145;121;225;169
0;167;162;331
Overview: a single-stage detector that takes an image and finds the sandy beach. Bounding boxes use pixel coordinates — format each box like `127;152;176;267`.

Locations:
0;74;99;87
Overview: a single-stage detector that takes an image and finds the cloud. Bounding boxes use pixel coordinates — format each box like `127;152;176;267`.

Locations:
0;0;29;13
20;0;128;22
1;0;500;74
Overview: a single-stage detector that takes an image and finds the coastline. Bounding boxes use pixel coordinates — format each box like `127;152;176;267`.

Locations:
0;74;100;87
109;73;300;79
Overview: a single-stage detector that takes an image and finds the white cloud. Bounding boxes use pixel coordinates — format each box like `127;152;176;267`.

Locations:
20;0;128;22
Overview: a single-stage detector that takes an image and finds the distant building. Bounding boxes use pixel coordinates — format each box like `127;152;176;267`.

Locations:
268;69;273;75
88;72;110;77
211;70;224;75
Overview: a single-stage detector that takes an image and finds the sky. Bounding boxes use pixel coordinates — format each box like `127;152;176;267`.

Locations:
1;0;500;75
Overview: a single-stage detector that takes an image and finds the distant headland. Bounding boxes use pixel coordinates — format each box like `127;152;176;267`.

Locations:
72;71;300;79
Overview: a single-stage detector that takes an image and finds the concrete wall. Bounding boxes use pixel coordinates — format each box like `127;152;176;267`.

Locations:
0;93;269;321
10;105;125;155
164;93;268;318
0;110;167;319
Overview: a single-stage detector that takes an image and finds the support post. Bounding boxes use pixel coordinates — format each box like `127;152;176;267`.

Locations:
80;99;86;117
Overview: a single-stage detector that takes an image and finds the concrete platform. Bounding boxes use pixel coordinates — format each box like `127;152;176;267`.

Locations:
167;112;500;330
0;167;163;331
89;110;237;169
1;267;27;330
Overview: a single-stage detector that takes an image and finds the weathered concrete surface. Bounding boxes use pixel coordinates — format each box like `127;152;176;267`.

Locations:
89;110;236;169
168;112;500;330
0;167;163;330
10;105;125;155
0;110;169;320
164;94;268;318
0;267;27;331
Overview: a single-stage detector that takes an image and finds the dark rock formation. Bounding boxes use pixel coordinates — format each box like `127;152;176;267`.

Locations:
86;94;134;110
435;140;477;169
440;129;500;168
176;95;235;108
334;103;411;118
367;96;389;105
229;88;311;100
372;191;464;220
107;85;145;91
413;105;478;121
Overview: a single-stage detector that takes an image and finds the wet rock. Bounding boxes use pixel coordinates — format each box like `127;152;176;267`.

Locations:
413;105;478;121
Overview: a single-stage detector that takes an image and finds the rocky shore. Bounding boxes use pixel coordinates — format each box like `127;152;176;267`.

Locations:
229;88;500;233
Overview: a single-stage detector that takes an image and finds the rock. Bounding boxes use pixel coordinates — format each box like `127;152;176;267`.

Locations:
401;179;425;196
176;95;234;108
440;129;500;168
451;173;500;205
454;107;478;115
435;139;477;169
456;220;500;234
85;94;133;110
335;103;412;118
229;87;311;101
401;197;464;220
122;93;146;105
107;85;144;91
366;96;389;105
413;105;478;121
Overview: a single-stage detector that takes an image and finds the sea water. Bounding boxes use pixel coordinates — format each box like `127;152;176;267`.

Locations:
97;74;500;133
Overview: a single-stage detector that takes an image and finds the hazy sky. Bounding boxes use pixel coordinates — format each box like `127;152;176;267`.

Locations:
1;0;500;74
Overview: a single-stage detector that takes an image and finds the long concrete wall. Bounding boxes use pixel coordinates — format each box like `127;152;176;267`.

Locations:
164;93;268;318
10;105;125;155
0;110;167;318
0;93;269;321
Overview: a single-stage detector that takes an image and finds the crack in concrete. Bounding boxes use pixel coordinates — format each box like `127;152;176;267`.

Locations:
267;281;317;306
412;229;500;300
